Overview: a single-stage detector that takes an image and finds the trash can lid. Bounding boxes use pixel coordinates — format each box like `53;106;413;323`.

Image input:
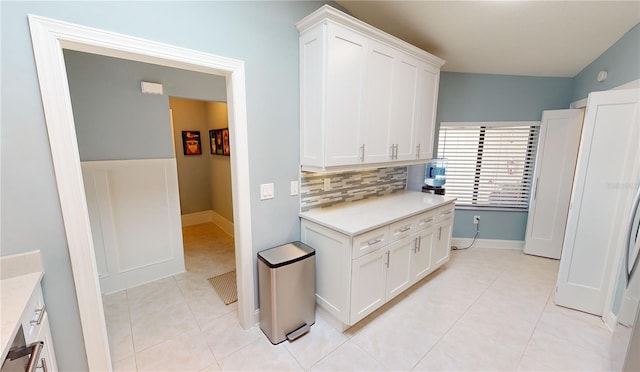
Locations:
257;241;315;268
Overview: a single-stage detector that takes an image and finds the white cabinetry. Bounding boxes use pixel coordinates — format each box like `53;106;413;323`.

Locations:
300;196;455;327
297;5;445;172
21;284;58;372
432;205;454;267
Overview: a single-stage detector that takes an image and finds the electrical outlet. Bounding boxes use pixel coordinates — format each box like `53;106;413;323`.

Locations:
473;215;480;224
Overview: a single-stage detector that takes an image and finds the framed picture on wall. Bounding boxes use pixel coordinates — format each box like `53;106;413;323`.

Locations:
182;131;201;155
209;130;217;154
209;128;230;156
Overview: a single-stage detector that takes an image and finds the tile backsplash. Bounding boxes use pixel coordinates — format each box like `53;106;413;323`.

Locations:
300;167;407;211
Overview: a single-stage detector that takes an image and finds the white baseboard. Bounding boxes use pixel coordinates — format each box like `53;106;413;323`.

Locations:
451;238;524;250
181;211;213;227
181;210;234;237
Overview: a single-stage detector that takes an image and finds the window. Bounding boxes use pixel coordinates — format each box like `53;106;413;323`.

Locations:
437;122;540;210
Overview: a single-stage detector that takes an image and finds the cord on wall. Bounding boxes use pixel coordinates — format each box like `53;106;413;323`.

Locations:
451;219;479;250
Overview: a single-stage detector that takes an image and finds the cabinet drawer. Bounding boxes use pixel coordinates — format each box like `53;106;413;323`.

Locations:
21;284;46;342
413;211;436;232
435;204;454;223
352;226;389;259
388;218;416;243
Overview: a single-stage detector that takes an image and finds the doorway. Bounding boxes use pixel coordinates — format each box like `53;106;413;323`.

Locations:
29;15;255;370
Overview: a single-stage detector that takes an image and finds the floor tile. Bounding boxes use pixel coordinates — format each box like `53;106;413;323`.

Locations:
201;311;262;360
283;315;349;369
218;336;303;371
309;340;386;371
103;229;618;372
134;328;218;371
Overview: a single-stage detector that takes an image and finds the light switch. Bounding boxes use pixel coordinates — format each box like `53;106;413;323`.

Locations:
290;181;299;196
260;183;274;200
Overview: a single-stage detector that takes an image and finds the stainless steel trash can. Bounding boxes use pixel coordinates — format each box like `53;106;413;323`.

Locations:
258;241;315;344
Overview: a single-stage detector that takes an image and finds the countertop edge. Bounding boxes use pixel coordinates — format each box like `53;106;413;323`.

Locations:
299;192;456;236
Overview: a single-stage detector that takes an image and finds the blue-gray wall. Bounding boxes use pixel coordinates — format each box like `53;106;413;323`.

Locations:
64;49;227;161
0;1;336;369
572;23;640;101
410;73;573;240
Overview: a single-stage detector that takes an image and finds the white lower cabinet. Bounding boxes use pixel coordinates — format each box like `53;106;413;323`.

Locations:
21;284;58;372
301;200;454;327
432;206;454;267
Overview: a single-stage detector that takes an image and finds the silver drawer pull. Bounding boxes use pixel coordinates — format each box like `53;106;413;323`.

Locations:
399;226;412;233
367;238;383;246
30;304;46;326
443;210;453;215
421;217;434;223
39;357;48;372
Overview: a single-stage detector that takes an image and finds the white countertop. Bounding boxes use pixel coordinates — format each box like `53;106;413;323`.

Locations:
300;191;456;236
1;271;43;362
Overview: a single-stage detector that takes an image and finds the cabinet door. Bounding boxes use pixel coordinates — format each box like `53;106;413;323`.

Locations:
433;220;452;267
325;24;368;166
351;249;387;324
362;40;394;164
413;63;440;160
411;227;434;283
385;237;413;300
389;55;419;161
36;314;58;372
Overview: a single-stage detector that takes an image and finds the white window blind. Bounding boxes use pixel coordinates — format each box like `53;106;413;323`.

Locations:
437;122;540;210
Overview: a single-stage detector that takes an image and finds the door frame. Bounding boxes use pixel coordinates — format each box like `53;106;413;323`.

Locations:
29;15;255;370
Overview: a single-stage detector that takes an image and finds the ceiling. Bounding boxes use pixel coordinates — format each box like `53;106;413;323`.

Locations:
335;1;640;77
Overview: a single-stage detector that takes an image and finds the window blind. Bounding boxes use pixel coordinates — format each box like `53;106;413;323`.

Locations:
437;122;540;210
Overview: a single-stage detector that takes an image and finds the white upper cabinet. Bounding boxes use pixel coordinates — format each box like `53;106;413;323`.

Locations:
297;5;445;172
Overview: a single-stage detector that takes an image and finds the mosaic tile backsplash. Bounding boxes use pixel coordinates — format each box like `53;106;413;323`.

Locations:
300;166;408;211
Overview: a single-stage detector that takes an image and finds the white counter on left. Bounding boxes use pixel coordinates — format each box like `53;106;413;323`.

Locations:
1;271;44;361
1;250;44;362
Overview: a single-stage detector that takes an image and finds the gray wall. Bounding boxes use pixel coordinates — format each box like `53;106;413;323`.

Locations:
206;102;234;222
572;23;640;101
1;1;336;369
170;97;214;214
409;72;573;240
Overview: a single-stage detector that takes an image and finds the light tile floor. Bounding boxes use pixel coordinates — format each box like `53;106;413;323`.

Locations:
104;222;614;371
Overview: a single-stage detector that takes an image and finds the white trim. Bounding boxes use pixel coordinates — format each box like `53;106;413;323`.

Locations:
569;79;640;109
451;238;525;250
570;97;588;109
181;211;214;227
28;15;254;371
181;210;235;237
441;121;541;127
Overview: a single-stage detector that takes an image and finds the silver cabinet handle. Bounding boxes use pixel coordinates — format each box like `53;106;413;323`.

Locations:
39;357;48;372
359;144;365;162
421;217;434;224
385;251;390;268
413;238;418;253
438;226;442;240
367;238;383;246
399;226;412;233
395;144;398;159
389;144;395;159
417;236;422;252
26;342;44;372
626;185;640;284
30;304;46;326
443;210;452;215
416;144;421;158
